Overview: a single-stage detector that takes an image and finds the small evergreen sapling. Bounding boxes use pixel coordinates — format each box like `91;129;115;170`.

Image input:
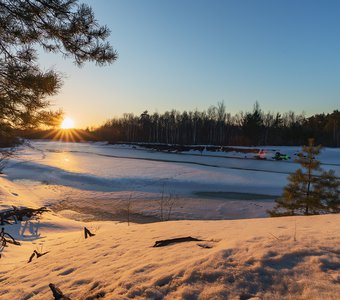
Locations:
269;139;339;216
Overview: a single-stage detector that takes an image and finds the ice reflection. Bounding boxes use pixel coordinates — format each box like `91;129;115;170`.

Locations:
43;152;84;173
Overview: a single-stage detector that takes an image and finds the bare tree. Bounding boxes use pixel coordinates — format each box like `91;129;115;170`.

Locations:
158;183;178;221
165;192;178;221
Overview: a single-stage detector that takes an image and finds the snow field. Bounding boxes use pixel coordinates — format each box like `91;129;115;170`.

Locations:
0;199;339;299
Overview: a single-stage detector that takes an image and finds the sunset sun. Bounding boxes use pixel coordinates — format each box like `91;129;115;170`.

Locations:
44;116;86;142
60;117;75;129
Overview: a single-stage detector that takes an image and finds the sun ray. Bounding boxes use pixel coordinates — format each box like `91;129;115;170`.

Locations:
39;116;93;142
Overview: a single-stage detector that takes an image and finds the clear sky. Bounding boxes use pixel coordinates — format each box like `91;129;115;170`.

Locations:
39;0;340;128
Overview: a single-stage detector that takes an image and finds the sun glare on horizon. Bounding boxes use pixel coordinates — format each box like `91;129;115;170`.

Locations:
43;115;87;142
60;117;75;129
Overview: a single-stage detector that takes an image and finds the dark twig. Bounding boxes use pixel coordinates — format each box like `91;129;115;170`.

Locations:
153;236;203;247
84;227;95;239
28;250;49;263
28;252;35;263
49;283;71;300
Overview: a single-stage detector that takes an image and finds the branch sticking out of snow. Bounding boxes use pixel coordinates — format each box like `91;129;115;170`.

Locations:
84;227;95;239
153;236;203;247
27;250;49;263
49;283;71;300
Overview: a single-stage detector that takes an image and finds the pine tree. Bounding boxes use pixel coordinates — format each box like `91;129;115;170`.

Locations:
0;0;117;145
269;139;339;216
242;101;264;145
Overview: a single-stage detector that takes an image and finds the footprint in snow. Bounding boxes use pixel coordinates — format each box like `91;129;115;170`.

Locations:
59;268;76;276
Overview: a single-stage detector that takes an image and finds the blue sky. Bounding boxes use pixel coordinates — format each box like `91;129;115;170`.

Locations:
40;0;340;128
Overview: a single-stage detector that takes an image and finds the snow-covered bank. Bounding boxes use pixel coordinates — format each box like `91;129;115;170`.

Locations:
0;177;339;300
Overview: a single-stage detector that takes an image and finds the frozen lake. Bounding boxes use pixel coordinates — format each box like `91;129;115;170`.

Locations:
3;141;340;221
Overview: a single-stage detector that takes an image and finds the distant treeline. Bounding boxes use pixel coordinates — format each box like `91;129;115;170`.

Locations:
21;102;340;147
92;102;340;147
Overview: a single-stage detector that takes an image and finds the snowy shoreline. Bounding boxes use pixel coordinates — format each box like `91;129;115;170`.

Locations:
0;176;339;299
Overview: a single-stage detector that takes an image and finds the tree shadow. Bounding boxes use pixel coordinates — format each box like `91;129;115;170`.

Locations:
18;219;42;241
1;220;43;256
1;219;43;243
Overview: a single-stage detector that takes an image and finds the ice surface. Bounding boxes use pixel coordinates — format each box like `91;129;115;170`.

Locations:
3;141;339;221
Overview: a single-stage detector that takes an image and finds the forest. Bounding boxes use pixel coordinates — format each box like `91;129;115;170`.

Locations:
18;102;340;147
89;102;340;147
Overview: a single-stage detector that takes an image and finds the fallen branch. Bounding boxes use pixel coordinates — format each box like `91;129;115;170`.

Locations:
153;236;203;247
49;283;71;300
